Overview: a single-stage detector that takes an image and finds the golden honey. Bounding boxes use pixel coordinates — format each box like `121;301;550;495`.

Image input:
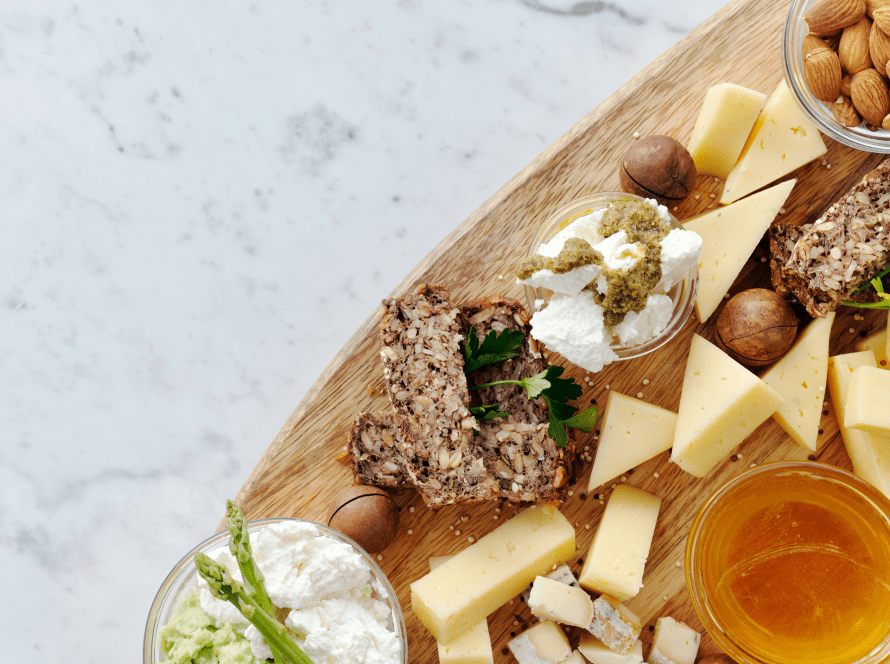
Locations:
687;462;890;664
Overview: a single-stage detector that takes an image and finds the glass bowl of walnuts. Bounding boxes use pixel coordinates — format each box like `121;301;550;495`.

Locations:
784;0;890;152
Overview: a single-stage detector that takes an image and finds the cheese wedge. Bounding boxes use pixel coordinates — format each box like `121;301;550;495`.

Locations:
854;316;889;368
648;617;701;664
429;557;494;664
411;503;575;644
827;351;890;499
846;366;890;435
588;391;678;490
687;82;767;178
760;312;834;451
720;79;826;204
578;485;661;601
508;621;573;664
588;595;642;655
578;635;644;664
671;334;782;477
528;576;594;629
684;179;795;322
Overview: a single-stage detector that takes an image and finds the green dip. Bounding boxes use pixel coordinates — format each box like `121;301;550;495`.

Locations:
158;590;262;664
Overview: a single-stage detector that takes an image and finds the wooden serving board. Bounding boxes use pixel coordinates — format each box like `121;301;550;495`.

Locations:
234;0;890;660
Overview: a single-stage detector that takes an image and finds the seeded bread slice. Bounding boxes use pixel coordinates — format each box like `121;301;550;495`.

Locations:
770;159;890;317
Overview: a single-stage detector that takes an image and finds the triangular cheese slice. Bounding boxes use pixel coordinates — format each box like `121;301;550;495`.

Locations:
827;351;890;499
760;312;834;451
587;390;677;490
671;334;782;477
720;79;826;205
684;180;795;323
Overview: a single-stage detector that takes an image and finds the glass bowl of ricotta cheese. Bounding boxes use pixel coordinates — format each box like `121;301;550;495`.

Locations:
520;192;699;372
144;517;408;664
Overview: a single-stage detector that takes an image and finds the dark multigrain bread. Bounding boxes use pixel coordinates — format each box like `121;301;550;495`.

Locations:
770;159;890;317
349;286;575;508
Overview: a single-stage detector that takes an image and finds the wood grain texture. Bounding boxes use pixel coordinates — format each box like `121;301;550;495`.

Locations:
233;0;890;660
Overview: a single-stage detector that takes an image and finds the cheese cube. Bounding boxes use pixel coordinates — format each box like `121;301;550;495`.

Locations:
578;485;661;601
411;503;575;643
827;351;890;500
508;621;573;664
578;635;644;664
588;390;677;490
720;79;826;205
846;365;890;435
683;179;794;323
429;557;494;664
671;334;782;477
854;321;889;368
588;595;642;655
647;617;700;664
528;576;594;628
687;82;767;178
760;312;834;451
521;564;579;604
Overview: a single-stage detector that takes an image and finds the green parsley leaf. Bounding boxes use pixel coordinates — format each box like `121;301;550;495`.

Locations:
470;404;509;421
561;406;599;432
843;268;890;310
463;327;526;374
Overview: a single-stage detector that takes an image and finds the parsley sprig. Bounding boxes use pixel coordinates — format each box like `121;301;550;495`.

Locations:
463;328;597;448
842;266;890;310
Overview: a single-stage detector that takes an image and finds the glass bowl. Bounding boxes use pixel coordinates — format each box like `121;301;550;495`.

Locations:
686;461;890;664
783;0;890;152
522;192;698;361
144;517;408;664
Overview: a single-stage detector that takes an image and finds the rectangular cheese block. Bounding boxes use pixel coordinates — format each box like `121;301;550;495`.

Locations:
683;180;794;323
760;312;834;451
578;485;661;601
588;595;642;655
827;351;890;499
687;82;767;178
672;334;782;477
854;321;889;368
720;79;826;204
588;391;677;490
528;576;594;629
647;617;701;664
429;557;494;664
579;634;644;664
508;620;573;664
846;365;890;435
411;503;575;643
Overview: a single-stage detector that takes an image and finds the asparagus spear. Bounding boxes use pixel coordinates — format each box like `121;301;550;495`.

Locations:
225;501;288;664
195;552;314;664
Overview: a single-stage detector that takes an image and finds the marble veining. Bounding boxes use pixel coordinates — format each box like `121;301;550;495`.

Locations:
1;0;727;660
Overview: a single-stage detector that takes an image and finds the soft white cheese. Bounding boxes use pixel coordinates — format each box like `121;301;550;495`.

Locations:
529;292;618;373
593;231;646;295
612;294;673;346
196;521;400;664
537;209;606;256
520;263;601;297
656;229;702;292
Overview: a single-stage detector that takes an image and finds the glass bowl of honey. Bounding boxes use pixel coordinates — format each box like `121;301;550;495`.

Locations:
686;461;890;664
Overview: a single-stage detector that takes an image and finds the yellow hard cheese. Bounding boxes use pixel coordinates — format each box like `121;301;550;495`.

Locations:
429;557;494;664
684;179;794;323
588;595;641;655
846;365;890;435
588;391;677;490
528;576;593;629
827;351;890;499
760;312;834;451
687;82;767;178
671;334;782;477
579;485;661;602
578;634;644;664
649;617;701;664
854;315;889;367
411;503;575;644
720;79;826;204
508;620;573;664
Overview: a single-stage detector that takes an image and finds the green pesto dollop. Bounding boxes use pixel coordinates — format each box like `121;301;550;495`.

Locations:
515;236;601;280
158;590;261;664
599;198;671;244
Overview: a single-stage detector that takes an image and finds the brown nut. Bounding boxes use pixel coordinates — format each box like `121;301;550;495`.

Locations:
803;33;831;58
805;48;844;101
715;289;798;367
805;0;866;36
327;485;400;554
839;16;874;73
869;21;890;74
619;135;697;205
851;67;890;124
834;95;863;125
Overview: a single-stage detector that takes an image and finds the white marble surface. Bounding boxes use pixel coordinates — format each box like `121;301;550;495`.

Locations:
1;1;729;660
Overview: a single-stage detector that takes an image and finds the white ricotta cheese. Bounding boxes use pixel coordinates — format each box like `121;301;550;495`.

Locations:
196;521;401;664
529;292;618;373
612;294;673;346
656;229;702;293
519;263;601;297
